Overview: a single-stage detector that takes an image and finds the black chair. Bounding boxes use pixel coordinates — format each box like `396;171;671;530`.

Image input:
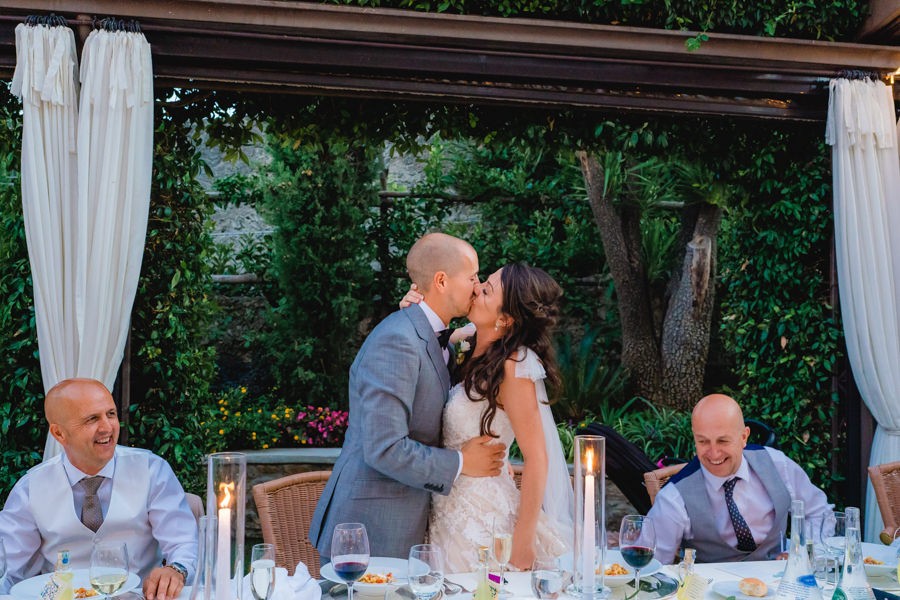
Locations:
745;418;778;449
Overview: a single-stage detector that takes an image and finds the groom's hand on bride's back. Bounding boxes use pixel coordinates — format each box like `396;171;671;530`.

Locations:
460;435;506;477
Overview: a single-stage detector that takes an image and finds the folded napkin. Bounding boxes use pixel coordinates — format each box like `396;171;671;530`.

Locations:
241;563;321;600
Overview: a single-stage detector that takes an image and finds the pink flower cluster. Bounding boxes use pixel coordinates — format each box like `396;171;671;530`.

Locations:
295;405;349;446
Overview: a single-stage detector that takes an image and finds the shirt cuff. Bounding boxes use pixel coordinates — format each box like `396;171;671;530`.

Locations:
455;450;463;481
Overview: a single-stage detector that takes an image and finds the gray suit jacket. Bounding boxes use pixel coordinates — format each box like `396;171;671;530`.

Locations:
309;304;460;559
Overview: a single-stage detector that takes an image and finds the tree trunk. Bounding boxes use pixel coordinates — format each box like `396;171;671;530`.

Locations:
577;150;722;411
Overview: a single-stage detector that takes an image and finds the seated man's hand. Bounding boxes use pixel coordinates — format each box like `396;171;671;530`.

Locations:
143;566;185;600
460;435;505;477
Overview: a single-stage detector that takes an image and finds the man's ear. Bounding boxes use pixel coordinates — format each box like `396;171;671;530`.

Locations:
741;425;750;447
49;423;65;444
432;271;447;292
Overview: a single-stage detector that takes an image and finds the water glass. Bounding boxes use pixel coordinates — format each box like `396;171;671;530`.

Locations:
250;543;276;600
408;544;444;600
531;557;566;600
822;511;846;583
90;542;130;599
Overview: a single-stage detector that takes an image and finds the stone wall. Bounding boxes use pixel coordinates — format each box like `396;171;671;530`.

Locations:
242;448;637;540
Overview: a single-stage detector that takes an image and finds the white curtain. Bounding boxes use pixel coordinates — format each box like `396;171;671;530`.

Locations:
12;23;154;459
826;77;900;542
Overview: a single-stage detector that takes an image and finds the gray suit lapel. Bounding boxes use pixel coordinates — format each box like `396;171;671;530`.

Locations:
406;305;451;392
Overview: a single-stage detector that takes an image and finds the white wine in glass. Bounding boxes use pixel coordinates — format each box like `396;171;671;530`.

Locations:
90;542;129;599
492;519;513;599
250;543;276;600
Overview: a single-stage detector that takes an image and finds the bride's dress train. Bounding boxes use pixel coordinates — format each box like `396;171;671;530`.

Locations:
429;347;572;572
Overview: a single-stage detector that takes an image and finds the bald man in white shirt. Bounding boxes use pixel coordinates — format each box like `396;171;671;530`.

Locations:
0;379;197;600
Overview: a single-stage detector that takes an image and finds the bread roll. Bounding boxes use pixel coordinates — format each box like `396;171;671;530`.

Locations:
739;578;768;597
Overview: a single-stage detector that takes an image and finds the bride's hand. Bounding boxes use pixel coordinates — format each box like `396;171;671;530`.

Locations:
508;537;536;571
398;283;424;308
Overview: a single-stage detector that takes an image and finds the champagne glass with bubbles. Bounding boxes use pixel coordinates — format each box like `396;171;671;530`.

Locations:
492;518;513;598
90;542;129;600
619;515;656;593
250;543;276;600
408;544;444;600
331;523;370;600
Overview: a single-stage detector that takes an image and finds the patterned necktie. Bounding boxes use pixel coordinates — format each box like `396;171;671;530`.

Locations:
80;476;105;532
436;328;451;349
723;477;757;552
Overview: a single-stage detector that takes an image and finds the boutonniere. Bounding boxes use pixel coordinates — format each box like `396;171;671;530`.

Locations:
455;339;471;365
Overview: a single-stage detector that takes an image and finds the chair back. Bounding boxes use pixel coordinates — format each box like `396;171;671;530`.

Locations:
185;492;204;524
252;470;331;578
643;463;687;506
867;460;900;544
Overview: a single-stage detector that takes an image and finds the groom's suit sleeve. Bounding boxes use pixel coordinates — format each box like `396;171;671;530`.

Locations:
354;324;460;495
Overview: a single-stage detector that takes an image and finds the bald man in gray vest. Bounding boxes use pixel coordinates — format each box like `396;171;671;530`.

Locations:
648;394;832;564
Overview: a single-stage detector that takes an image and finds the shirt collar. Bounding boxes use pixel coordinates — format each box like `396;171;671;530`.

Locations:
61;451;116;487
418;301;448;332
700;451;751;491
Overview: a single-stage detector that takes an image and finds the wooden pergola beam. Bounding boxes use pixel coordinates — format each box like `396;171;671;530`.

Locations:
0;0;897;121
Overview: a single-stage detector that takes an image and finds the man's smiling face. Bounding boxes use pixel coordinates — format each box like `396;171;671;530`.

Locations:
692;394;750;478
48;380;120;475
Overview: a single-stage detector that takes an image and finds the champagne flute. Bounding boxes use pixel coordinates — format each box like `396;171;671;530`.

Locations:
619;515;656;594
492;518;513;598
90;542;129;599
331;523;370;600
250;543;276;600
408;544;444;600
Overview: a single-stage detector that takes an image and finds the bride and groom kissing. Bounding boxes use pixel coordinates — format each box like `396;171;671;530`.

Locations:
310;232;573;573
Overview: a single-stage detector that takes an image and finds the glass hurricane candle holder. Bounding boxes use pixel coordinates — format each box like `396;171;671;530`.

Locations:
207;452;247;600
569;435;609;599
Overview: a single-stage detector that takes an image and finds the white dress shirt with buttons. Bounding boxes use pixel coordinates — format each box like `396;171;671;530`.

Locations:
0;446;197;592
650;446;833;564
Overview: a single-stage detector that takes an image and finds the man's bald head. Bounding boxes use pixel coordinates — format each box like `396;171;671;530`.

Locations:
406;233;476;291
45;378;120;475
691;393;750;478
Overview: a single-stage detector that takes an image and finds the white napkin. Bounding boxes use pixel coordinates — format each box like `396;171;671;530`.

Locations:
241;563;321;600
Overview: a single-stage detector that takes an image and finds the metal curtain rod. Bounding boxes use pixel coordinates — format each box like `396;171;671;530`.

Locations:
837;69;881;81
24;13;66;27
93;17;142;33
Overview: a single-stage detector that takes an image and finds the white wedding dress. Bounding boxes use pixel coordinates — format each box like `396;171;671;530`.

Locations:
429;347;573;572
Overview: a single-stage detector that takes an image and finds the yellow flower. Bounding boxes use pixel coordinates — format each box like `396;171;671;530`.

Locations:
293;435;299;441
218;429;224;435
240;387;247;394
235;411;241;417
252;432;257;439
262;444;269;449
257;409;262;414
271;414;278;420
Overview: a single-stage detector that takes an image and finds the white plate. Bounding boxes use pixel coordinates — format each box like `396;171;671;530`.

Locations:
711;580;774;600
322;557;408;596
11;569;140;599
861;542;898;577
560;550;662;588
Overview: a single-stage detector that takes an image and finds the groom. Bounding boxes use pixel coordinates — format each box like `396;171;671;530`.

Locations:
311;233;505;560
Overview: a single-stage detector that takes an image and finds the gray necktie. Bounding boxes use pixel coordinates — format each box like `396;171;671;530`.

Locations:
80;476;105;532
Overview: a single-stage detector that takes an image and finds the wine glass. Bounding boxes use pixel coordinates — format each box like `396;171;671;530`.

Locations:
331;523;370;600
491;518;513;598
90;542;129;600
408;544;444;600
619;515;656;593
822;511;846;583
531;557;566;600
250;543;276;600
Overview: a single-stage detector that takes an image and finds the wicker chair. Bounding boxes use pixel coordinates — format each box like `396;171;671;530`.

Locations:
867;460;900;544
252;470;332;578
643;463;687;506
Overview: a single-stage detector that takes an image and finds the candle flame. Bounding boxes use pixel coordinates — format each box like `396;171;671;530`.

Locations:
585;448;594;472
219;481;234;509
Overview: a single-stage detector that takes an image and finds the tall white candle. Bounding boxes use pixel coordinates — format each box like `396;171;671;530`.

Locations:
583;449;595;594
217;483;234;600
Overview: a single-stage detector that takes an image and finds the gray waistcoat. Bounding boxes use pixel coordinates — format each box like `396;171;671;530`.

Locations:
672;447;791;563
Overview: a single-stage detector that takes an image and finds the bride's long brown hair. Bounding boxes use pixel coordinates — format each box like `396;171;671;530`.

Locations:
460;262;562;437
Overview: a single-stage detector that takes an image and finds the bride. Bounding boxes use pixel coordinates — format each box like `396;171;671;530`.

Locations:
406;262;573;572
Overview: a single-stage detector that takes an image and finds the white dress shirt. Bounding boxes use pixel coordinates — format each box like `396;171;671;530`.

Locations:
0;447;197;592
650;446;833;564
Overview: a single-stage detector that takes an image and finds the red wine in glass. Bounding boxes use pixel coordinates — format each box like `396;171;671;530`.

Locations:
619;515;656;592
620;546;654;569
331;523;370;600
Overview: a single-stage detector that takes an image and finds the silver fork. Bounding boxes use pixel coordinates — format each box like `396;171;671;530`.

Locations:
443;579;474;594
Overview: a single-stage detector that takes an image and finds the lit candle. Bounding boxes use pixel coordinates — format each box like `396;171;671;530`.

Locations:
217;482;235;600
583;449;595;595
